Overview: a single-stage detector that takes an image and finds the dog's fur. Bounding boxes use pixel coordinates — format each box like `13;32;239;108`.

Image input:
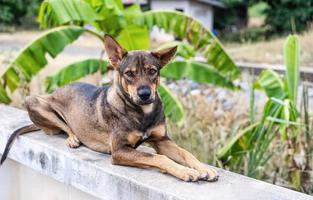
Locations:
0;35;218;182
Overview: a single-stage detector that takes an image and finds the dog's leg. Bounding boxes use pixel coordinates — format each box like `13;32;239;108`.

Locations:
149;139;218;182
111;135;201;182
25;96;80;148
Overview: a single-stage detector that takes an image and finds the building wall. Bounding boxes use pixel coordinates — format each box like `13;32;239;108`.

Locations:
150;0;191;14
190;1;214;30
150;0;214;30
0;159;98;200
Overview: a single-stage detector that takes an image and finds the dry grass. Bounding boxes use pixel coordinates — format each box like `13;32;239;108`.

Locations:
167;84;251;165
225;29;313;67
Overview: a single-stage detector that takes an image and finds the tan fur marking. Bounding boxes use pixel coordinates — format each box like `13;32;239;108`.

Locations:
149;124;166;139
141;104;154;114
127;84;137;99
127;131;142;147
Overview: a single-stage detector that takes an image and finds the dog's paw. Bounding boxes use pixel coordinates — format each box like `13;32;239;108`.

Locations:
176;167;201;182
197;167;219;182
65;135;80;148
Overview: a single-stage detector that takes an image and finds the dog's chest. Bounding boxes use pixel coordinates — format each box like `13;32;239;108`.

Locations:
127;130;151;148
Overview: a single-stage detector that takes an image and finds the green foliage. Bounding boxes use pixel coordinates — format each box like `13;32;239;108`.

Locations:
38;0;101;28
248;2;268;17
262;0;313;33
218;35;301;178
156;41;196;59
284;35;300;103
0;0;41;28
218;0;313;35
161;61;238;90
0;26;86;102
158;83;185;125
45;59;108;93
117;25;149;50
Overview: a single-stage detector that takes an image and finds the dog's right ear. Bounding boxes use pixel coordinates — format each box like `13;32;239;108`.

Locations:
104;34;127;69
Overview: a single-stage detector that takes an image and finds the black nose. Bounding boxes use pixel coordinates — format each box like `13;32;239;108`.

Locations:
137;86;151;101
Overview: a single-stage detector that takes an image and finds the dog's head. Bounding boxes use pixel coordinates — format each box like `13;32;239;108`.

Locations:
104;34;177;105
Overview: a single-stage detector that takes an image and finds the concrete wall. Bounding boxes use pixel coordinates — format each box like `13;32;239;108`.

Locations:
0;159;98;200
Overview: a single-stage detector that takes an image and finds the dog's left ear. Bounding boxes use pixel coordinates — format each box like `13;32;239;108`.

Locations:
104;34;127;69
151;46;177;68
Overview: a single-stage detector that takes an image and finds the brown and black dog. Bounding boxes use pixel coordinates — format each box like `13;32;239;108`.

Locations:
0;35;218;182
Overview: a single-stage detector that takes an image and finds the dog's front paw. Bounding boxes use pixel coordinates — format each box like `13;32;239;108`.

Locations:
197;166;219;182
175;167;201;182
65;135;81;148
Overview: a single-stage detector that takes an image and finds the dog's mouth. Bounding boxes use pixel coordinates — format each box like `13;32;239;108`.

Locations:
136;98;154;105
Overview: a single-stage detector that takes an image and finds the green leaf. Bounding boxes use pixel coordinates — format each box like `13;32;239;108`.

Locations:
45;59;108;93
157;41;196;59
254;69;285;99
0;85;11;104
161;61;238;90
38;0;101;28
217;123;258;161
134;10;240;80
0;26;86;103
158;83;185;125
117;25;149;50
87;0;126;35
284;35;300;104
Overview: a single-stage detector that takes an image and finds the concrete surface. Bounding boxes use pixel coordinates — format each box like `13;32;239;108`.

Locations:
0;105;312;200
0;159;98;200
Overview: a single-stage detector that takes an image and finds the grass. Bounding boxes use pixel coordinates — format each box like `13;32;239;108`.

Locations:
166;82;252;165
225;29;313;67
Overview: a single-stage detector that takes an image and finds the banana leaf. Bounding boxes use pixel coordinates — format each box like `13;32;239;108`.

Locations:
134;10;240;80
284;35;300;104
158;83;185;124
161;61;238;90
157;41;196;59
254;69;285;99
38;0;101;28
0;26;86;103
117;25;149;50
45;59;108;93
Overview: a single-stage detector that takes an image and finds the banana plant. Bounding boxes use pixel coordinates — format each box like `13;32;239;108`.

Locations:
217;35;304;184
0;0;240;124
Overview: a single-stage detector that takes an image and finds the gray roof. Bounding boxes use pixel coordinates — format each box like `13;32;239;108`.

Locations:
194;0;225;8
122;0;225;8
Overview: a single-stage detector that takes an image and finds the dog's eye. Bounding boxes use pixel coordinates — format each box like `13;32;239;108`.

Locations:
125;71;134;77
148;69;157;75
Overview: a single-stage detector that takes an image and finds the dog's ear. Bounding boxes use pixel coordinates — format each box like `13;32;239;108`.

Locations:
104;34;127;69
151;46;177;68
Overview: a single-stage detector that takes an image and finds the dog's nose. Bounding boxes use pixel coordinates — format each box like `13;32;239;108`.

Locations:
137;86;151;101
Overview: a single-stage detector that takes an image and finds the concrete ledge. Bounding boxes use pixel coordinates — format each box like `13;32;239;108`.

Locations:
0;105;312;200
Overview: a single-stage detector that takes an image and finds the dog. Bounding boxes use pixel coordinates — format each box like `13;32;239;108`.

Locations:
0;35;218;182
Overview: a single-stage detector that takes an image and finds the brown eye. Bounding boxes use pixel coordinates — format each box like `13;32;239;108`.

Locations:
125;71;134;77
149;69;157;75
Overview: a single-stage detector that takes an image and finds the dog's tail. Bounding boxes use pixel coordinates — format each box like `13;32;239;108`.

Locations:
0;124;40;165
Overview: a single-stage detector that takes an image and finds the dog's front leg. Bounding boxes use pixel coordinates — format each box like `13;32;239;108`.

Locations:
149;139;219;182
110;135;201;181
